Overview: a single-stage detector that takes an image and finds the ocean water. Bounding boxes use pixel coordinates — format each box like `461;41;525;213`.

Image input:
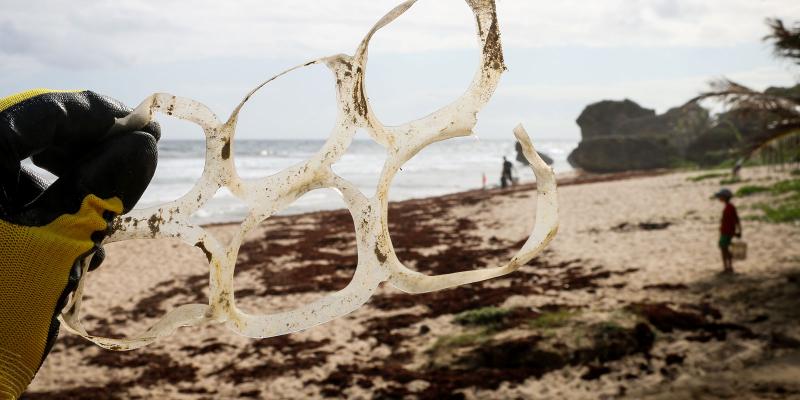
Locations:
22;138;576;224
136;138;576;223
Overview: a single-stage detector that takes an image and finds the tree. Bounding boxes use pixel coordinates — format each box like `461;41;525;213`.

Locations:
688;18;800;165
766;18;800;65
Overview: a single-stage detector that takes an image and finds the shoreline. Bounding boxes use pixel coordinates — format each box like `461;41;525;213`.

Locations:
200;168;673;229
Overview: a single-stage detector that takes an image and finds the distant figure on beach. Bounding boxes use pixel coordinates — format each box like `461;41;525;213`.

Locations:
731;158;744;179
501;156;514;188
714;188;742;273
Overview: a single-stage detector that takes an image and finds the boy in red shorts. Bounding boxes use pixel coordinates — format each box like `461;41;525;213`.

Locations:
714;188;742;273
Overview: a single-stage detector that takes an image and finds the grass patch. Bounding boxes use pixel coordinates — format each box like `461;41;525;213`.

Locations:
771;179;800;195
528;309;578;329
719;177;742;185
454;307;511;327
736;185;770;197
429;331;492;352
592;321;627;336
759;202;800;223
671;159;699;170
687;172;728;182
752;179;800;223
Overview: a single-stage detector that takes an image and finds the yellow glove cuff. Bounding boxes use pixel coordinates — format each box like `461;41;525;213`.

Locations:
0;89;82;113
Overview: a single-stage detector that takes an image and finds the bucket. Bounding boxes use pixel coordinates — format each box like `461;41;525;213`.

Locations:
731;240;747;260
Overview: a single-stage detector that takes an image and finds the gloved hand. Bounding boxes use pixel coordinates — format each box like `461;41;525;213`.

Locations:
0;89;159;399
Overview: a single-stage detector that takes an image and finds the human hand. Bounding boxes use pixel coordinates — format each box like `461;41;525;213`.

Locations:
0;89;159;398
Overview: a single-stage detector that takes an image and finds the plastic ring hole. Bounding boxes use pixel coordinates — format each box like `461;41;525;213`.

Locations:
330;128;385;199
232;63;337;181
387;141;537;275
233;188;357;315
363;0;477;126
135;115;207;210
72;239;211;341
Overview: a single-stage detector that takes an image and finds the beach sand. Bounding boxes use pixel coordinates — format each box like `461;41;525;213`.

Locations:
25;167;800;399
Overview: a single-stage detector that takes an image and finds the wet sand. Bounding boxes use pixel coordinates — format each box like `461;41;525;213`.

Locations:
26;167;800;399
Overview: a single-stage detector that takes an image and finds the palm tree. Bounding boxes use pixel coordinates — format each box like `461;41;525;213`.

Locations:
767;19;800;64
689;19;800;168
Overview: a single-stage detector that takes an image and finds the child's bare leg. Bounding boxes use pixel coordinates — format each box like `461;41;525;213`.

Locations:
720;249;727;271
721;248;733;272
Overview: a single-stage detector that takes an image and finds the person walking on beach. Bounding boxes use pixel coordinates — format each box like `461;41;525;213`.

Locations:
500;156;514;188
714;188;741;273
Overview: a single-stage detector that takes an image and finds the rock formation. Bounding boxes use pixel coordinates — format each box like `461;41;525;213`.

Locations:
574;99;656;139
569;83;800;172
568;99;711;172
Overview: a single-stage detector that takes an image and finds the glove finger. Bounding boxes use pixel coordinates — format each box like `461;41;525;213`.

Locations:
77;130;158;213
88;245;106;271
0;166;48;216
12;130;157;226
2;91;159;178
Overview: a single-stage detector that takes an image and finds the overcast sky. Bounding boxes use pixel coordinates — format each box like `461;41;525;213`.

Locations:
1;0;798;141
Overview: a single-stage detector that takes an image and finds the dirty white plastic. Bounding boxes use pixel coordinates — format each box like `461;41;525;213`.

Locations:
59;0;559;351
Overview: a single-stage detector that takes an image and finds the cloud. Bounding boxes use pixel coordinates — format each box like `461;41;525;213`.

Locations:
500;64;797;115
1;0;796;142
1;0;798;70
0;16;133;68
497;0;797;48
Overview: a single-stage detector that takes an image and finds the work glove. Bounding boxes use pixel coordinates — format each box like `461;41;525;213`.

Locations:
0;89;159;399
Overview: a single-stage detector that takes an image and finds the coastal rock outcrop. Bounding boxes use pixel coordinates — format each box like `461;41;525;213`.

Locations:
569;99;710;172
568;136;678;173
575;99;656;139
571;84;800;171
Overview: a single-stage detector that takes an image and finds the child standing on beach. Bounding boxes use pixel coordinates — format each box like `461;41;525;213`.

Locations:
714;188;742;273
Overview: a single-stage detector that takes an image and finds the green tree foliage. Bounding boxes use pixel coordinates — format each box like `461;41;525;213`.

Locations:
766;19;800;64
689;18;800;165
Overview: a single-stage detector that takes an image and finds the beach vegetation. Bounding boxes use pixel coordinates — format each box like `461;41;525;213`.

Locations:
711;157;764;170
719;177;742;185
751;178;800;222
736;185;770;197
759;202;800;223
528;309;578;329
428;330;493;353
591;321;627;336
771;178;800;195
425;329;499;370
670;159;699;170
454;307;511;327
686;19;800;170
687;172;728;182
710;158;739;169
431;307;520;356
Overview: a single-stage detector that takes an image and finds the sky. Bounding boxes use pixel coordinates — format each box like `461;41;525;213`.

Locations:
1;0;799;141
